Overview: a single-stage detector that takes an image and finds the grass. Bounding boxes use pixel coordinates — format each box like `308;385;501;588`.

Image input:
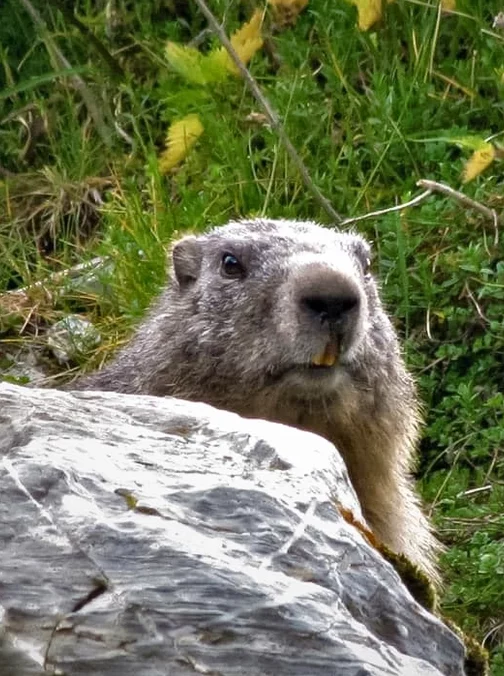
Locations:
1;0;503;670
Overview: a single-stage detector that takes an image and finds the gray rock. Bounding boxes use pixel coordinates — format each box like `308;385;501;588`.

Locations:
46;314;101;364
0;383;466;675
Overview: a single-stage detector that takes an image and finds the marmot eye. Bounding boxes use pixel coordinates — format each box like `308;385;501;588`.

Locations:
221;252;245;278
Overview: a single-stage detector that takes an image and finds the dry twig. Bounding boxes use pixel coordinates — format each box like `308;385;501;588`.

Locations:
341;190;433;226
417;179;499;245
342;179;500;249
0;257;107;318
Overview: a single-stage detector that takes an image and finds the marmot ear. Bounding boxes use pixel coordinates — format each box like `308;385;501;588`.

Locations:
171;236;203;287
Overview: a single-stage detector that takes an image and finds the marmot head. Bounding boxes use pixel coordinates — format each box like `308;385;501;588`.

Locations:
168;219;393;400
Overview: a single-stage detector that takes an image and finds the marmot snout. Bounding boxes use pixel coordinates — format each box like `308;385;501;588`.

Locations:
289;259;366;372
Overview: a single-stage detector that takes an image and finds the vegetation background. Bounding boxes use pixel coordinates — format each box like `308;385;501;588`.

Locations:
0;0;503;671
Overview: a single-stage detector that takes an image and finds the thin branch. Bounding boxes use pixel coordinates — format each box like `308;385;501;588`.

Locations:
417;179;499;224
11;256;107;295
341;189;433;226
191;0;342;224
18;0;113;146
457;485;492;498
342;180;500;249
1;257;108;314
48;0;125;80
417;179;500;246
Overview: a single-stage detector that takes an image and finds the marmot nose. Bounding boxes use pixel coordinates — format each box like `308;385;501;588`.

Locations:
302;294;359;325
294;264;362;341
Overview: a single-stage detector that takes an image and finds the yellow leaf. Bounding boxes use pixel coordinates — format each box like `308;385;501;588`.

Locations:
165;43;207;84
268;0;308;27
462;143;495;183
158;115;204;174
211;9;264;76
441;0;456;10
350;0;383;31
231;9;264;62
166;11;264;84
268;0;307;6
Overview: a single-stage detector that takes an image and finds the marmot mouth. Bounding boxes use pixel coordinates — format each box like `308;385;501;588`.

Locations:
266;361;337;386
310;340;340;368
265;341;341;385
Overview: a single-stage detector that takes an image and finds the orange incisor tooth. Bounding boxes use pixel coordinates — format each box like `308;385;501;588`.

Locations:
312;342;339;367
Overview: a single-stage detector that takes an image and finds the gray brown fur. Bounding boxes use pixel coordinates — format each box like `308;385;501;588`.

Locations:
73;219;439;579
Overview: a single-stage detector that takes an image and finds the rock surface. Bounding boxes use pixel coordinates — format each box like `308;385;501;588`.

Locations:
0;382;466;675
46;314;101;364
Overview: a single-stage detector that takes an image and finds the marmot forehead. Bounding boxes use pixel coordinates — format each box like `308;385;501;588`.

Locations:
206;218;371;259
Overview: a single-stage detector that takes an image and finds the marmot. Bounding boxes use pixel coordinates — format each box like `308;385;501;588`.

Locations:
73;218;438;579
